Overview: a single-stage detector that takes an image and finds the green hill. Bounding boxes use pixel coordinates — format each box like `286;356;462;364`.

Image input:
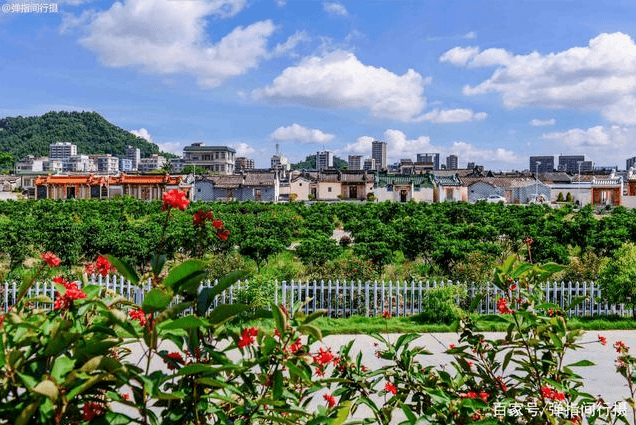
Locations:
0;111;176;167
291;154;348;170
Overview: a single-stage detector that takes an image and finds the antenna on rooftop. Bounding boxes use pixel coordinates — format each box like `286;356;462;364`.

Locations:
276;143;280;156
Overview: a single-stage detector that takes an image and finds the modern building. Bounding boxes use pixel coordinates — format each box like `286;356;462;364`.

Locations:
43;159;63;173
15;156;46;173
348;155;363;171
467;162;475;170
94;155;120;174
363;158;376;171
627;156;636;171
446;155;458;170
49;142;77;160
235;157;255;171
64;155;96;173
372;141;387;171
316;151;333;170
529;156;554;173
138;154;167;172
119;158;134;173
558;155;592;173
182;143;236;174
125;146;141;171
417;153;440;170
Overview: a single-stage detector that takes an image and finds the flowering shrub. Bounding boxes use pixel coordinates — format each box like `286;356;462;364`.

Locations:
0;190;626;425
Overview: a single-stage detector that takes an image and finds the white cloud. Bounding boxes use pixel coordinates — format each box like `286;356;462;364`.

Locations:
417;108;487;124
450;141;519;163
271;31;310;58
442;32;636;124
270;123;335;144
253;50;429;121
542;125;633;147
274;0;285;6
439;46;480;66
530;118;556;127
130;128;154;143
70;0;280;88
157;142;183;156
230;142;255;156
323;1;348;16
463;31;476;40
339;129;519;167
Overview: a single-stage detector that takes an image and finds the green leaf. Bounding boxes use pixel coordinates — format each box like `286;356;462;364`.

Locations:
103;255;139;285
332;400;352;425
51;356;75;383
298;324;322;341
141;288;172;314
207;304;251;325
272;369;283;400
33;380;58;401
567;360;595;367
15;401;39;425
82;285;102;300
162;259;207;293
160;316;209;330
302;309;327;324
271;303;287;335
150;254;167;277
205;270;248;299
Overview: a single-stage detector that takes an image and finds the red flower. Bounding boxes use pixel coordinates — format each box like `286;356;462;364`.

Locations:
0;315;4;328
129;308;147;326
315;367;325;377
614;340;629;353
541;386;565;401
385;382;398;395
85;263;96;275
497;376;508;392
274;327;281;338
463;391;477;399
449;343;455;349
289;338;303;354
598;335;607;346
121;393;130;401
497;297;513;314
323;393;336;408
41;252;61;268
509;283;517;291
212;219;224;230
525;237;533;245
479;391;489;402
382;310;391;319
95;255;114;276
53;278;86;310
164;352;184;370
313;347;335;366
238;327;257;348
82;401;106;421
193;210;208;226
162;189;190;211
217;229;230;241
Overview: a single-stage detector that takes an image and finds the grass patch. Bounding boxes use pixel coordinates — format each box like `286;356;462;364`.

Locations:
231;314;636;335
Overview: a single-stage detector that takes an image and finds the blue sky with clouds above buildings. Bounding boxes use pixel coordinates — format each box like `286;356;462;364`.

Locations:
2;0;636;170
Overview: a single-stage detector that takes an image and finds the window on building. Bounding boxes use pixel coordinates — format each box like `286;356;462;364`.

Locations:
328;187;332;192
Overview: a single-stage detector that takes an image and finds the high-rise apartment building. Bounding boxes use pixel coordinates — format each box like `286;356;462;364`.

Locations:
363;158;376;171
49;142;77;160
138;154;167;172
446;155;458;170
183;143;235;174
371;141;387;171
348;155;362;170
529;156;554;173
125;146;141;171
316;151;333;170
416;153;440;170
235;157;255;171
558;155;592;173
627;156;636;170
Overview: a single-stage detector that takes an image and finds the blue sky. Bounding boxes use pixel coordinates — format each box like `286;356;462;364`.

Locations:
2;0;636;170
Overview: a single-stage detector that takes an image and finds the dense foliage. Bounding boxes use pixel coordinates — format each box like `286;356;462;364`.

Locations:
290;154;349;170
1;200;635;285
0;111;176;164
1;195;633;424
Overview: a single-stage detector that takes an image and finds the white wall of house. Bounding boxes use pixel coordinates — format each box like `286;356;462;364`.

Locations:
290;178;313;201
316;182;341;200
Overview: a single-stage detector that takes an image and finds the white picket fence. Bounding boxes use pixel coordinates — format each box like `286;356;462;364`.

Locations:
1;275;631;318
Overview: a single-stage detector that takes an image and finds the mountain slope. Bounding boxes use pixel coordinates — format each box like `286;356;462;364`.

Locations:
0;111;176;163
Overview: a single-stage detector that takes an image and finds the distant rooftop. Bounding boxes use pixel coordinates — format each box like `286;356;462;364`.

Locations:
183;143;236;153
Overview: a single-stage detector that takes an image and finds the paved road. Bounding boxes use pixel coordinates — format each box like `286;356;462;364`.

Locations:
120;330;635;422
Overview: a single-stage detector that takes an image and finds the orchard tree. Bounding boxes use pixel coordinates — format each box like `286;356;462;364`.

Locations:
598;242;636;309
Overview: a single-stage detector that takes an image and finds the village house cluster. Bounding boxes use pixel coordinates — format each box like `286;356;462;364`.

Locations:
6;141;636;208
